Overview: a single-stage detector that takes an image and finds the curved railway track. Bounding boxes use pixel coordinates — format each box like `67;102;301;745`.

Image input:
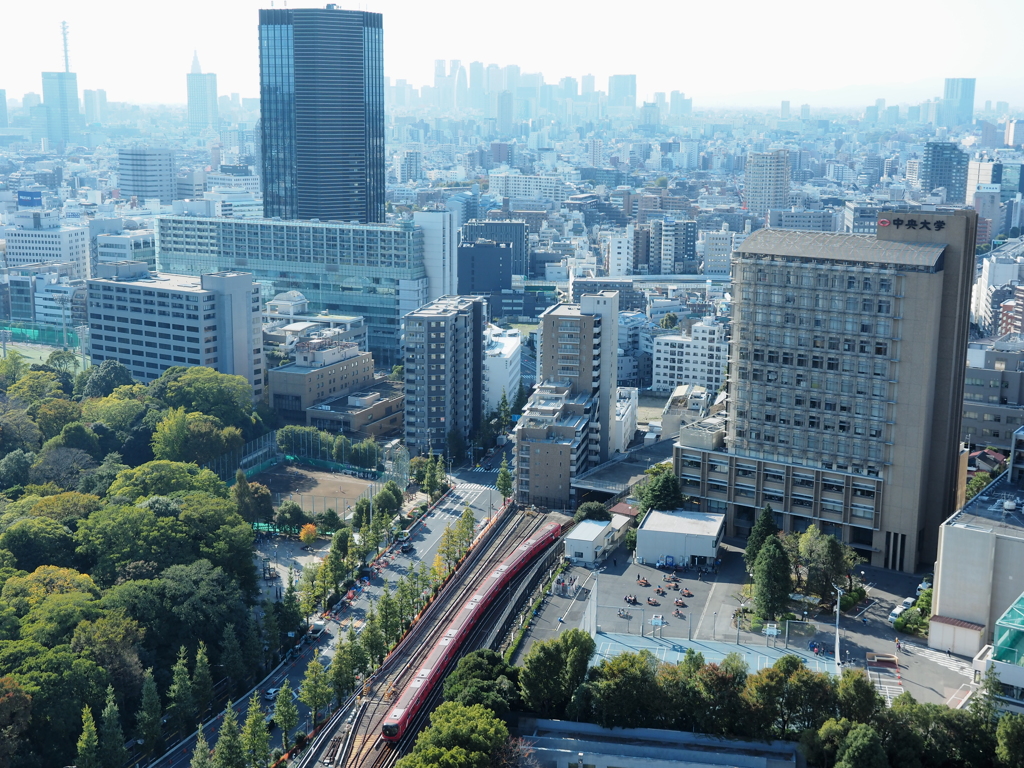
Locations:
298;510;555;768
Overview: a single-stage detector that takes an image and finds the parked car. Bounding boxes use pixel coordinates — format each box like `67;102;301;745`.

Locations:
902;596;916;609
888;605;906;624
264;688;280;701
916;580;931;596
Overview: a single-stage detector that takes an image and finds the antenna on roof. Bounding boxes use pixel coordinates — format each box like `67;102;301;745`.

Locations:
61;21;70;73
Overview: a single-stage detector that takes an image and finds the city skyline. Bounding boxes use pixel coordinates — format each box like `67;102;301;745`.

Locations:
2;0;1022;109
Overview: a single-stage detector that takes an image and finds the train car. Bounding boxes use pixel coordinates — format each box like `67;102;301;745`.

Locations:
381;523;560;741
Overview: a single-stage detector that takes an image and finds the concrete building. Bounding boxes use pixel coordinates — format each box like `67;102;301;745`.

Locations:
613;387;639;454
41;71;80;148
156;215;427;366
461;220;528;276
482;325;521;415
205;170;261;196
944;77;976;127
307;379;404;438
571;277;646;313
267;338;374;420
563;515;630;567
606;226;634;277
1006;121;1024;149
920;141;968;204
843;201;880;235
651;218;698;274
96;230;156;270
4;261;85;328
652;317;728;393
635;509;725;567
744;149;790;217
85;261;264;396
263;291;368;351
186;52;219;133
961;336;1024;451
768;208;839;232
457;239;512;316
617;311;658;389
3;210;89;278
515;291;620;508
673;211;978;572
487;171;570;203
414;210;457;302
403;296;486;457
118;148;176;205
701;225;734;276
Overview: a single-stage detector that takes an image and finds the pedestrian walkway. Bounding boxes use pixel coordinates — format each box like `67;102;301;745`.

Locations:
468;466;498;474
869;668;904;706
903;642;973;678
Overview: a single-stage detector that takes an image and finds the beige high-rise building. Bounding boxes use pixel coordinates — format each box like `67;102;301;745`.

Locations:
744;149;790;217
515;291;619;508
673;210;977;572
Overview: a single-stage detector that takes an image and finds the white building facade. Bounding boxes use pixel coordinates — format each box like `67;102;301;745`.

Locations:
86;261;264;396
652;317;728;393
3;210;89;277
482;325;522;415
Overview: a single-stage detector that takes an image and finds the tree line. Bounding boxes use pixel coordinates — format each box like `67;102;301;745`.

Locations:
403;632;1024;768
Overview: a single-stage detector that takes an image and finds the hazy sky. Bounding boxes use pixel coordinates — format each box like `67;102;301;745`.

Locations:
3;0;1022;109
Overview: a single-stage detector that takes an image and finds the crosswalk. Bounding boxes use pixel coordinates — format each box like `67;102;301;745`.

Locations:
903;642;974;678
869;669;904;706
468;466;497;473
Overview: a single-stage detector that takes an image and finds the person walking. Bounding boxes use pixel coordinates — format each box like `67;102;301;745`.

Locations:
946;648;952;658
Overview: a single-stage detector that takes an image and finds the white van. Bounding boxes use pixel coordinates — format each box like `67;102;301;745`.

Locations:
888;605;906;624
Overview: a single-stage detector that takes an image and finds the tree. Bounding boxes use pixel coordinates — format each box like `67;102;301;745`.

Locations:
35;398;82;440
212;702;245;768
7;370;63;405
584;650;660;728
299;523;318;546
519;629;594;717
497;388;511;433
753;536;791;620
396;702;508;768
495;456;513;500
330;642;356;703
443;650;520;715
106;460;227;501
76;706;101;768
193;642;214;720
660;312;678;329
971;664;1002;734
0;676;32;768
299;651;333;725
799;524;846;599
512;380;530;415
0;351;27;392
389;364;404;381
221;624;247;696
836;723;888;768
46;349;80;374
573;501;610;523
744;505;780;571
82;360;135;399
997;712;1024;768
153;367;254;433
837;668;882;723
0;516;75;571
240;691;271;768
0;448;32;489
447;428;467;464
136;668;162;759
99;685;128;768
637;468;684;514
191;727;213;768
168;646;196;736
273;680;298;752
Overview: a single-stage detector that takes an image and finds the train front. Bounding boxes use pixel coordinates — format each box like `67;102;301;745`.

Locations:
381;707;403;741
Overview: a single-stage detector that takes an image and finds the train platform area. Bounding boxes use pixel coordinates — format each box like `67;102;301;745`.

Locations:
591;631;836;674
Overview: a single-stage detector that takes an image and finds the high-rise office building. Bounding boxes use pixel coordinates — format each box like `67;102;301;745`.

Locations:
186;52;219;133
674;210;978;572
581;74;595;95
744;149;790;216
460;220;528;276
608;75;637;109
403;295;486;457
41;71;79;147
85;261;264;395
259;6;384;223
514;291;620;508
669;91;692;117
944;77;976;126
83;89;106;125
118;148;176;204
780;101;790;119
1006;120;1024;148
156;215;426;366
457;239;512;316
0;90;8;128
920;141;968;204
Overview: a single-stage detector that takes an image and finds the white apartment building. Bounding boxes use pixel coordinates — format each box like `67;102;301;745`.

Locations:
413;210;457;301
3;210;89;277
482;325;522;415
86;260;264;397
613;387;639;453
97;230;157;269
488;170;570;203
606;225;634;276
702;225;734;276
205;171;261;196
744;149;790;217
652;317;728;393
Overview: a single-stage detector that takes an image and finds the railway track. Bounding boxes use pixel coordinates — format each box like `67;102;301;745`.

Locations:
298;510;554;768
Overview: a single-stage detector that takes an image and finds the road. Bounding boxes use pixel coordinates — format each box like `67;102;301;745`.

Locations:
153;475;500;768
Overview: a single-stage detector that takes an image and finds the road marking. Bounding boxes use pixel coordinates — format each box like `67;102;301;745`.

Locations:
693;574;720;639
902;643;973;678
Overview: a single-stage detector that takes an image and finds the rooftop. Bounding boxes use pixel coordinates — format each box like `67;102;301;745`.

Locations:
640;509;725;537
944;471;1024;539
738;228;947;268
566;519;610;542
308;379;403;413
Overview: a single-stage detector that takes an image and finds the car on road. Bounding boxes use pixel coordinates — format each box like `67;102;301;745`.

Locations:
400;542;414;553
264;688;280;701
901;596;916;609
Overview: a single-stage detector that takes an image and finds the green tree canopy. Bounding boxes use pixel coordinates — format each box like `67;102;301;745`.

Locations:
753;535;791;620
105;460;228;501
396;702;508;768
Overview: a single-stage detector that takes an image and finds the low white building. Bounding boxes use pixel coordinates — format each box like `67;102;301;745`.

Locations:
652;317;727;393
635;509;724;568
3;209;89;278
606;225;634;276
612;387;638;454
564;514;631;567
483;325;522;415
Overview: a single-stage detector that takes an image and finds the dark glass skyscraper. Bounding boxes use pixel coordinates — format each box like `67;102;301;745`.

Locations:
259;5;384;223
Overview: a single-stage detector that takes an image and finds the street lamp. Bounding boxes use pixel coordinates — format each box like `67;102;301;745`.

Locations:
712;611;717;640
833;585;843;674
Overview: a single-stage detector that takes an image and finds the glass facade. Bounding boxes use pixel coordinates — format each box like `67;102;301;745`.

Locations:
259;7;384;224
156;216;426;367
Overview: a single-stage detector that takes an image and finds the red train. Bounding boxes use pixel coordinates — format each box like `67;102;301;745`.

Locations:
381;522;561;741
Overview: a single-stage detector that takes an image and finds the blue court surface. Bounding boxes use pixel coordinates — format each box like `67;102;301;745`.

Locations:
592;631;836;674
